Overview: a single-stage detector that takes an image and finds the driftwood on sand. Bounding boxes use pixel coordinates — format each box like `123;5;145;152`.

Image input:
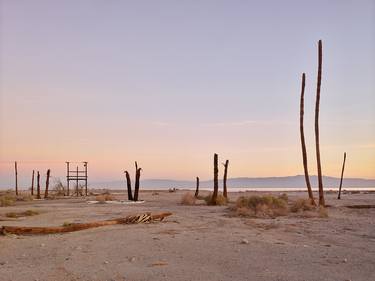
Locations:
1;212;172;235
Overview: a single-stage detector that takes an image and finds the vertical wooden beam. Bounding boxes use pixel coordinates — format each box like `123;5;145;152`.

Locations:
37;171;41;199
315;40;325;206
84;162;88;196
222;160;229;199
66;162;70;196
194;177;200;198
76;166;79;197
337;152;347;200
300;73;316;205
44;169;50;199
125;171;133;201
211;153;219;204
31;170;35;196
15;161;18;196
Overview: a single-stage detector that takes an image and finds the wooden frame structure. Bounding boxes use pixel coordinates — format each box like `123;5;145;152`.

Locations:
66;162;88;196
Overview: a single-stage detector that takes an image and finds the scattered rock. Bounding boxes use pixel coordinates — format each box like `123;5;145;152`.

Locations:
128;257;136;263
343;258;348;263
40;243;45;247
241;239;249;244
104;260;109;264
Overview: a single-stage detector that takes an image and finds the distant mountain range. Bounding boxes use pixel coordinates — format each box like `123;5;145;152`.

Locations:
92;175;375;189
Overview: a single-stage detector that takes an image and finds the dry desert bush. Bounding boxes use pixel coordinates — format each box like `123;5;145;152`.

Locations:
232;195;288;218
290;198;314;213
180;192;196;205
0;192;16;207
5;209;39;218
95;194;114;202
204;192;228;206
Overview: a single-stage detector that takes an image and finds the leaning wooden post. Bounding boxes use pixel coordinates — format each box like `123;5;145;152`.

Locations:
337;152;347;200
300;73;316;206
134;162;141;201
44;169;50;199
124;171;133;201
194;177;200;198
36;171;41;199
31;170;35;196
211;153;219;205
15;161;18;196
315;39;325;206
222;160;229;199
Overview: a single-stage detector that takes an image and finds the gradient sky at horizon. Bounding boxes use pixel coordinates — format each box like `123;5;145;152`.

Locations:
0;0;374;188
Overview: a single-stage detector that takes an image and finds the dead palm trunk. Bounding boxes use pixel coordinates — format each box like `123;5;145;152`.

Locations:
315;39;325;206
44;169;50;198
125;171;133;201
15;161;18;196
195;177;199;197
300;73;316;205
337;152;347;199
134;162;141;201
222;160;229;199
211;153;219;204
36;171;41;199
31;170;35;196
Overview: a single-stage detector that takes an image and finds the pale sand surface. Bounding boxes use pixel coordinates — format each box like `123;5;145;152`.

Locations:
0;190;374;281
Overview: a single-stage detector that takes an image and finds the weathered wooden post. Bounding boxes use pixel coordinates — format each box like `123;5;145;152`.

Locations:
66;162;70;196
76;166;79;197
31;170;35;196
44;169;50;198
300;73;316;205
134;162;141;201
337;152;347;200
194;177;200;198
15;161;18;196
125;171;133;201
84;162;88;196
211;153;219;204
37;171;41;199
222;160;229;199
315;39;325;206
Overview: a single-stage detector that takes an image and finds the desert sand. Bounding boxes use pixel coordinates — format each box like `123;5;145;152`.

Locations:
0;190;374;281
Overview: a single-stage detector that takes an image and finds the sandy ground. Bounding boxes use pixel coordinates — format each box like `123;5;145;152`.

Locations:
0;190;374;281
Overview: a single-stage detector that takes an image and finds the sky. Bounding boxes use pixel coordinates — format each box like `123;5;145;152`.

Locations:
0;0;374;188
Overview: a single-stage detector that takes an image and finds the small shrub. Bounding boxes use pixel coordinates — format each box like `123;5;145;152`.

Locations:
180;193;196;205
95;194;114;202
0;193;16;207
290;199;314;213
17;194;34;201
233;195;288;218
278;193;288;202
204;193;228;206
5;210;39;218
318;207;328;218
53;178;66;196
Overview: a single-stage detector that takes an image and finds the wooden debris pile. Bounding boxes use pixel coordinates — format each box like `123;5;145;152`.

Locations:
1;212;172;235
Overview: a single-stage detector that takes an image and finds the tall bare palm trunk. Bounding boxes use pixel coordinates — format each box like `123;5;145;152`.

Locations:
337;152;346;199
222;160;229;199
195;177;199;198
125;171;133;201
315;40;325;206
300;73;316;205
211;153;219;204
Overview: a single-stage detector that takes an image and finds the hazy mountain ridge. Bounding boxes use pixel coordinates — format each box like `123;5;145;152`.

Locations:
93;175;375;189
